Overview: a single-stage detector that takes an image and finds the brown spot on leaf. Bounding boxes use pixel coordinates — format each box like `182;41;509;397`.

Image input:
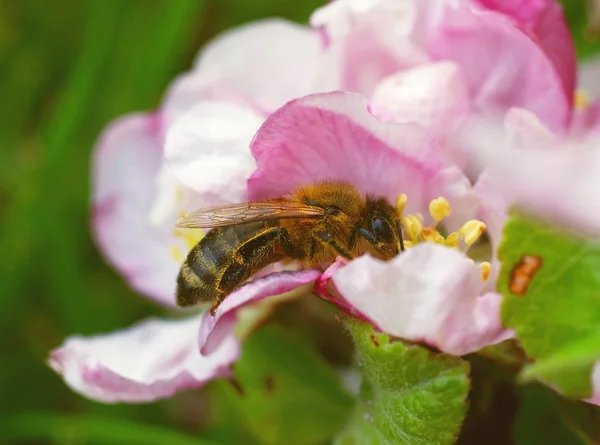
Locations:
509;255;542;297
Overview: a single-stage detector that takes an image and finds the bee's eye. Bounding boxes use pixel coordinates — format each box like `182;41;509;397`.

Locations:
371;217;392;241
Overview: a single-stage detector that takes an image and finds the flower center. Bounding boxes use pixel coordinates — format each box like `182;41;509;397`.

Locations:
396;195;491;282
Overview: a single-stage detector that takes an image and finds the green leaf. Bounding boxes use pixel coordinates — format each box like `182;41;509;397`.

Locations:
498;212;600;398
514;385;600;445
560;0;600;60
223;324;353;445
520;331;600;395
0;412;218;445
335;321;470;445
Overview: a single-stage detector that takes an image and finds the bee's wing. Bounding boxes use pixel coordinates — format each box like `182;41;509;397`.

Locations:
175;199;325;228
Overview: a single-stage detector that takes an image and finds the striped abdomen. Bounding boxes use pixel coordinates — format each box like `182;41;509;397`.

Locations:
176;220;290;313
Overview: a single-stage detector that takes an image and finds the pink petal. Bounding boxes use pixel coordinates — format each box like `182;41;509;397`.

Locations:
163;19;322;121
248;91;444;215
92;114;181;306
422;0;573;132
311;0;428;97
472;128;600;235
332;243;512;355
199;270;322;355
164;102;263;205
370;62;471;132
503;107;560;150
48;317;239;403
472;0;576;107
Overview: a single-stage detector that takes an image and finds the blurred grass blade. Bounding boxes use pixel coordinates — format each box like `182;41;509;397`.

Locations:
0;412;220;445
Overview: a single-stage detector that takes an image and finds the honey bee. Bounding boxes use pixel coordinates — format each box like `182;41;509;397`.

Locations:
175;181;405;315
508;255;543;296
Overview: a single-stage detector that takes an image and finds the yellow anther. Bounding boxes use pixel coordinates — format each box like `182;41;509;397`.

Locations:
170;246;184;264
459;220;487;246
173;228;203;250
445;232;459;248
480;261;491;282
575;90;589;110
396;194;408;216
401;215;423;241
421;227;444;244
402;240;414;249
429;197;451;223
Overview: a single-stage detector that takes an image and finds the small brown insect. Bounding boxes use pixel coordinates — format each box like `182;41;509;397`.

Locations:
508;255;543;296
175;181;405;315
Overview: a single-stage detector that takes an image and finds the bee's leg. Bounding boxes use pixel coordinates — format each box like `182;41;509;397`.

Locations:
209;291;227;316
316;231;354;260
395;220;406;252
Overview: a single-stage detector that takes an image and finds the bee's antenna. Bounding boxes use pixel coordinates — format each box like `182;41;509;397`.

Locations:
395;220;406;253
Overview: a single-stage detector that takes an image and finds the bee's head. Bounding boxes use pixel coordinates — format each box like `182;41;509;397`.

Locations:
359;196;403;260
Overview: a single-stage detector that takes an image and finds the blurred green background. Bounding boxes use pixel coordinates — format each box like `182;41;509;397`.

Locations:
0;0;599;444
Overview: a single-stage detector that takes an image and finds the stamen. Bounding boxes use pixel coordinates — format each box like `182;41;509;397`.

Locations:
480;261;491;282
396;194;408;216
445;232;459;248
174;228;203;250
394;195;488;261
421;227;444;244
429;197;451;223
459;220;486;246
401;215;423;241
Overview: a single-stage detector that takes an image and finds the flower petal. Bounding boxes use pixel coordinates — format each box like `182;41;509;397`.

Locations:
420;0;573;131
199;270;322;355
248;91;444;214
311;0;428;96
92;114;184;306
503;107;559;150
163;19;322;121
469;123;600;235
48;317;239;403
472;0;576;106
164;102;263;205
370;61;471;131
332;243;512;355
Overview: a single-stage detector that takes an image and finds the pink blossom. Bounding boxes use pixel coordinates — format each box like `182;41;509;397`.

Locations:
55;0;579;403
166;91;508;357
311;0;576;132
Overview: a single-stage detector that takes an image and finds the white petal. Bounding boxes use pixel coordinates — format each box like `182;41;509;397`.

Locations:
163;19;322;118
333;243;511;355
92;114;182;305
49;317;239;403
164;102;262;205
